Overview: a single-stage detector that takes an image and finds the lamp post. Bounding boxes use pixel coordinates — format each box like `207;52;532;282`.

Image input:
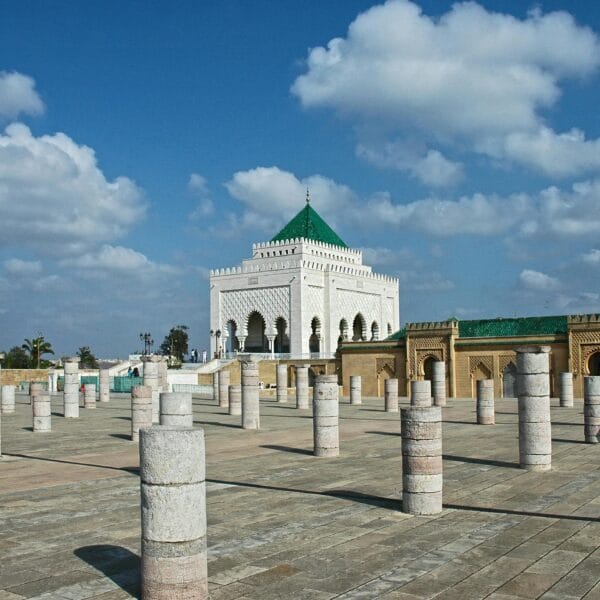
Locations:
139;332;154;355
0;351;5;384
215;330;222;359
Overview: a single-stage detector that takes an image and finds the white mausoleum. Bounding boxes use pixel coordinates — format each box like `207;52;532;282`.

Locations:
209;197;399;358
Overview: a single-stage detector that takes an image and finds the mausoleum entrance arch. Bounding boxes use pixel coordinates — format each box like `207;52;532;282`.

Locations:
588;351;600;376
352;313;367;341
371;321;380;341
274;316;290;354
225;320;239;354
245;311;268;353
471;362;492;398
423;356;436;382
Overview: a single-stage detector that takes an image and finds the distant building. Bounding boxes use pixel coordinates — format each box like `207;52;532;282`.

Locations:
209;196;399;358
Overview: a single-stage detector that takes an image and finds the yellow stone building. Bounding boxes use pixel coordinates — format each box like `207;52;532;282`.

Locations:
339;314;600;399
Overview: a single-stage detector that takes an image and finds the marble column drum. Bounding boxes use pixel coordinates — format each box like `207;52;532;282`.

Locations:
131;385;153;442
411;380;432;407
63;357;80;418
559;372;574;408
276;364;288;403
218;370;230;409
476;379;495;425
384;378;399;412
516;346;552;471
99;368;110;403
29;382;44;406
295;365;310;409
313;374;339;457
1;384;16;414
84;383;96;409
229;384;242;416
350;375;362;405
140;426;208;598
142;356;161;424
242;361;260;429
432;361;447;407
584;376;600;444
159;392;193;428
401;406;443;515
33;393;51;432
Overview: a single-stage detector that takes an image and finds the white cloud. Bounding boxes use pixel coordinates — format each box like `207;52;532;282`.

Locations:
398;269;455;292
188;173;214;218
292;1;600;179
519;269;560;291
582;249;600;264
0;123;146;256
3;258;42;275
0;71;44;119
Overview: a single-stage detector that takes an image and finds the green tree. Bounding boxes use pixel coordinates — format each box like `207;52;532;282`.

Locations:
77;346;99;369
22;335;54;368
4;346;30;368
160;325;189;362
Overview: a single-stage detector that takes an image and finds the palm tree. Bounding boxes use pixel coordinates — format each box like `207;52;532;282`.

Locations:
22;335;55;368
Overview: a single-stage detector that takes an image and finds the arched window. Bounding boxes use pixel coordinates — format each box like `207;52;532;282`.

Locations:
309;317;321;354
352;314;366;341
274;317;290;354
245;311;268;352
371;321;380;341
225;320;239;353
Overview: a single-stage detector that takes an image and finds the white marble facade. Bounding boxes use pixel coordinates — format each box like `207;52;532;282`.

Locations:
209;237;399;358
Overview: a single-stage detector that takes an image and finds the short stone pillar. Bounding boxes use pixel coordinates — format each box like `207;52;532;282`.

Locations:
229;384;242;416
516;346;552;471
1;385;16;414
559;372;574;408
349;375;362;405
411;380;432;407
159;392;193;428
583;376;600;444
30;382;44;405
384;378;399;412
84;383;96;409
99;369;110;403
212;371;220;403
219;370;230;409
142;356;161;424
63;357;80;418
401;406;443;515
295;365;310;409
159;357;168;392
276;364;288;403
432;361;446;407
139;426;208;598
476;379;495;425
313;375;339;457
131;385;153;442
241;360;260;429
33;393;51;432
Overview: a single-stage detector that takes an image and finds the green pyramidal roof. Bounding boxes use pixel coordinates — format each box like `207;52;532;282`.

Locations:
271;203;347;248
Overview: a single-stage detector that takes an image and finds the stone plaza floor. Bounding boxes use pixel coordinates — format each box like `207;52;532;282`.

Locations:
0;393;599;599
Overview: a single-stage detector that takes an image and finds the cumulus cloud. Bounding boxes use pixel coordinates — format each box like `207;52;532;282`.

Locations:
0;123;146;256
188;173;214;218
292;1;600;179
0;71;44;119
3;258;42;275
519;269;560;291
582;249;600;264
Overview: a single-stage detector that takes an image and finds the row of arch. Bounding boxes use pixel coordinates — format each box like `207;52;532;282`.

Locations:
220;311;393;354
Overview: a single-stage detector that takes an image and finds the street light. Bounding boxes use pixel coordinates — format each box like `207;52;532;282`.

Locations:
139;332;154;355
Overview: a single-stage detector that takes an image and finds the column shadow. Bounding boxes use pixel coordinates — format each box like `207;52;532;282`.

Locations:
74;545;139;595
442;454;519;469
260;444;313;455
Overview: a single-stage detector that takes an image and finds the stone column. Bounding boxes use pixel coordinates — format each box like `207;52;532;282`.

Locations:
276;364;288;403
142;356;161;423
84;383;96;409
313;375;339;457
349;375;362;405
584;376;600;444
432;361;446;407
229;384;242;416
401;406;443;515
242;360;260;429
384;378;399;412
219;370;230;409
159;358;168;392
63;357;80;418
33;393;51;432
476;379;495;425
1;385;16;414
159;392;193;428
140;426;208;598
30;382;44;406
212;371;220;403
99;368;110;403
411;380;432;407
559;372;574;408
516;346;551;471
131;385;153;442
295;365;310;409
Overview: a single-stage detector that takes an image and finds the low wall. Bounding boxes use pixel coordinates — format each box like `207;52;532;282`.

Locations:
0;369;49;387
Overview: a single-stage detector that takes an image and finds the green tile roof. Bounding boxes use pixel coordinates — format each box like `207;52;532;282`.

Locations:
459;315;568;338
271;202;347;248
385;327;406;341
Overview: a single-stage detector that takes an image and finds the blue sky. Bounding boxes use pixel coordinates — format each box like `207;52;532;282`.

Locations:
2;0;600;357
